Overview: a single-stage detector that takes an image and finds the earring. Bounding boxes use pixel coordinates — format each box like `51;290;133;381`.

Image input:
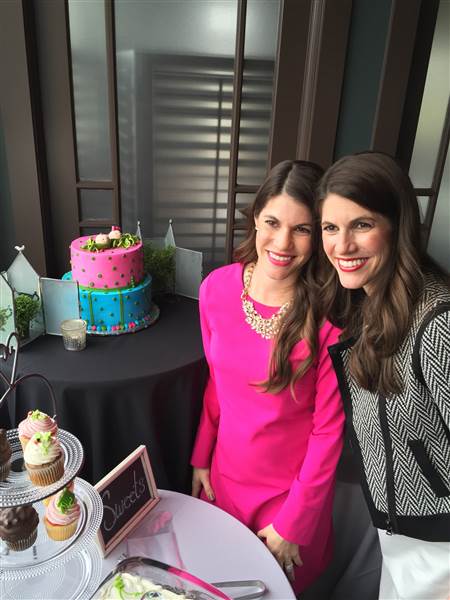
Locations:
255;227;259;231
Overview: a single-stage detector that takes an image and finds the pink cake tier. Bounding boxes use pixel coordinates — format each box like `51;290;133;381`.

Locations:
70;236;144;290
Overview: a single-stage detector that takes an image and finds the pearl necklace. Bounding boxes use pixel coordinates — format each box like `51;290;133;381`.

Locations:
241;263;292;340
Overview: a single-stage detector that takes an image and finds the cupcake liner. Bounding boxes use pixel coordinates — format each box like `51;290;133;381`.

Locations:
44;516;78;541
0;460;11;482
25;453;64;486
6;527;38;552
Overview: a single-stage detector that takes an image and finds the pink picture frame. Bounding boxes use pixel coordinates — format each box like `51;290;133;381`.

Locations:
95;445;160;556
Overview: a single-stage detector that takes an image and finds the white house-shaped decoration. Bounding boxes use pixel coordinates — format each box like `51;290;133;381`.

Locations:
0;247;80;346
140;221;203;300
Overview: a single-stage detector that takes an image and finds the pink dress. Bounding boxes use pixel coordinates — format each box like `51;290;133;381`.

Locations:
191;263;344;593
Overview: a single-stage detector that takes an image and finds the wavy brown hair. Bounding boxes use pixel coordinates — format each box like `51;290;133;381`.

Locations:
317;151;445;395
234;159;324;397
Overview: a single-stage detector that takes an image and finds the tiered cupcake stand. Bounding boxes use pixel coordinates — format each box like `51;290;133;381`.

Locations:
0;333;104;599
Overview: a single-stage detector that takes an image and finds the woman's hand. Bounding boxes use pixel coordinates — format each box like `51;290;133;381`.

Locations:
257;524;302;582
191;467;215;501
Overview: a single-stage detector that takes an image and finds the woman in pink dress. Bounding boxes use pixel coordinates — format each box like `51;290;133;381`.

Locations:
191;160;344;594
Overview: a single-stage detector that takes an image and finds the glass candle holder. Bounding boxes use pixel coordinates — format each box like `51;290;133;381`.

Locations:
60;319;87;351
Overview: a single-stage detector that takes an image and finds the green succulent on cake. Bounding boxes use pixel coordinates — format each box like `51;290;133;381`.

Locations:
81;232;140;252
81;235;111;252
113;233;140;249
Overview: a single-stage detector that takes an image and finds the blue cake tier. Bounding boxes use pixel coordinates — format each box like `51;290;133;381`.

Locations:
63;272;154;335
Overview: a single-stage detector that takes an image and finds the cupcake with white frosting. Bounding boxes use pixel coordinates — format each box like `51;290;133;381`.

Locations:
18;409;58;451
24;431;64;486
96;573;187;599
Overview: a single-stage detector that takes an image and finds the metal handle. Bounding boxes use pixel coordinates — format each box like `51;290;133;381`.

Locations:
211;580;266;600
0;330;57;418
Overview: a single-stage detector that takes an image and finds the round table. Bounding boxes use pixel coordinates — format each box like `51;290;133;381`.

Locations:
1;296;208;491
1;490;295;600
102;489;295;600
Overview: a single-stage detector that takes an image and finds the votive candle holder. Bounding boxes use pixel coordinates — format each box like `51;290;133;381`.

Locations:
60;319;87;351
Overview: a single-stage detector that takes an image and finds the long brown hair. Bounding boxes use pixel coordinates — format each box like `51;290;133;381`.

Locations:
234;159;324;397
317;151;445;394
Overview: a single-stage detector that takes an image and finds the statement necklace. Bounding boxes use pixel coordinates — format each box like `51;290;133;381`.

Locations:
241;263;292;340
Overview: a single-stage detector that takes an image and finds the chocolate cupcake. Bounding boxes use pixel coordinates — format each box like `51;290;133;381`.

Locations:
0;505;39;551
0;429;12;481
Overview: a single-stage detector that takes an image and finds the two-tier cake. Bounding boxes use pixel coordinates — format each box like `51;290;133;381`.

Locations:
63;227;153;335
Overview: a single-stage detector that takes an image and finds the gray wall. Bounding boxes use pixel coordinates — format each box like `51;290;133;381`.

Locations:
0;119;16;272
0;0;47;275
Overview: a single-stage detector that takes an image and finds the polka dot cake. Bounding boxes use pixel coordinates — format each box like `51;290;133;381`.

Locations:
63;228;153;335
70;235;144;289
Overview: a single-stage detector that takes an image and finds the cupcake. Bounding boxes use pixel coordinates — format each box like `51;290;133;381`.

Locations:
95;573;180;600
24;431;64;486
0;429;12;481
0;505;39;551
44;487;80;541
43;479;74;507
18;409;58;451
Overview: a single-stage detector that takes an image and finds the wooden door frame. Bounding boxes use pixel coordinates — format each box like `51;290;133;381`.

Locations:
15;0;443;273
0;0;48;275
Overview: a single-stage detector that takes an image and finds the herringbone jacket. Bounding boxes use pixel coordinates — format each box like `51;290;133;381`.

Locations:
329;275;450;542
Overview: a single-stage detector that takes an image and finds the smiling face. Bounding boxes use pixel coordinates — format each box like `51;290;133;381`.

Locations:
254;193;313;287
321;193;392;295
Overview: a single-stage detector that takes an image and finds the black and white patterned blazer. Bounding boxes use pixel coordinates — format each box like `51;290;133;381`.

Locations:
329;275;450;542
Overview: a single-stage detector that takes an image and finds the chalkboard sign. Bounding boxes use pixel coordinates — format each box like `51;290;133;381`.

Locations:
95;445;159;556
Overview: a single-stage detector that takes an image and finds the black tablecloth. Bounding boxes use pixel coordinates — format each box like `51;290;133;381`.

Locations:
0;296;208;492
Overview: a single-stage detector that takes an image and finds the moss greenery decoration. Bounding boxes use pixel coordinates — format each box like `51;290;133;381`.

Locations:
143;242;175;295
0;307;12;332
14;294;40;340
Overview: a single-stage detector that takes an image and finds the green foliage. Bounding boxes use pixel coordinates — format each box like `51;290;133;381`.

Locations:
81;233;140;252
143;243;176;295
0;307;12;332
14;294;40;340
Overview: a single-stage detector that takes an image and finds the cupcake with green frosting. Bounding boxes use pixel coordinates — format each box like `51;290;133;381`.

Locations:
24;431;64;486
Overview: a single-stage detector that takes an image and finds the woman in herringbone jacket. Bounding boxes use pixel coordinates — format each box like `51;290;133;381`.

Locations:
316;151;450;600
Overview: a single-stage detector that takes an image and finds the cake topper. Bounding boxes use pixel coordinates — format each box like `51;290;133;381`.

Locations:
94;234;111;250
108;226;121;241
81;230;139;252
